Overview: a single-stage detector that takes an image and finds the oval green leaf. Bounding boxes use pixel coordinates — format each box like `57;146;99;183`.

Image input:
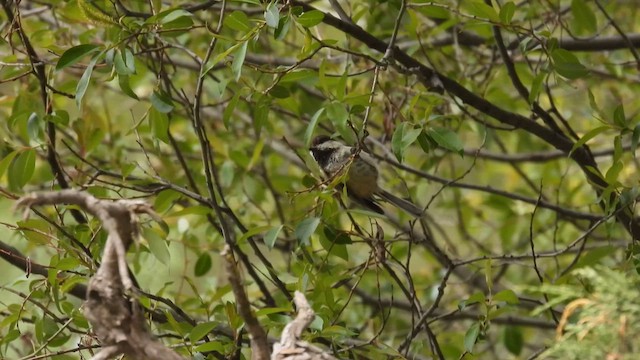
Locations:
56;44;101;70
297;10;325;28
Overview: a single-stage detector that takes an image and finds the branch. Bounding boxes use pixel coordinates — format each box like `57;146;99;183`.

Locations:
291;0;640;240
15;190;183;360
223;245;270;360
272;291;338;360
398;33;640;52
0;0;86;224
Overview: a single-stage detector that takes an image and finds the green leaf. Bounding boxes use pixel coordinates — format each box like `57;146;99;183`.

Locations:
142;228;170;264
232;41;248;82
149;107;169;143
320;227;350;261
54;257;80;271
492;289;519;304
425;127;463;155
275;15;291;40
150;91;174;113
154;189;181;213
160;9;193;24
118;75;139;100
613;104;626;128
264;225;283;249
466;1;499;22
17;219;51;245
0;150;19;180
225;11;252;33
631;124;640;157
297;10;325;28
75;53;101;109
499;2;516;24
113;51;128;76
9;148;36;189
254;307;290;317
56;44;101;70
571;0;597;34
253;94;270;137
195;341;225;353
503;326;523;355
223;91;241;129
391;122;422;162
420;5;450;19
268;85;290;99
303;108;325;148
570;126;609;155
295;217;320;246
281;69;317;83
189;321;217;342
464;322;480;353
605;160;623;184
27;112;42;141
264;3;280;29
194;253;212;277
528;72;545;104
47;110;69;126
551;49;588;79
326;102;349;129
238;225;271;243
458;292;485;310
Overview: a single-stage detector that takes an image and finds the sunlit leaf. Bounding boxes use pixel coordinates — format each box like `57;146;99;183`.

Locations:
425;127;463;155
392;122;422;162
225;11;252;33
150;91;174;113
56;44;101;70
297;10;324;28
9;148;36;189
194;253;212;277
295;217;320;246
264;225;283;249
142;228;171;264
264;3;280;28
465;1;499;22
464;322;480;352
189;321;217;342
232;41;248;81
75;52;102;108
499;2;516;24
551;49;588;79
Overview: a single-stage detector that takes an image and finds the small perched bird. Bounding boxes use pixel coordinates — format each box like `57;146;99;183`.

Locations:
309;135;423;217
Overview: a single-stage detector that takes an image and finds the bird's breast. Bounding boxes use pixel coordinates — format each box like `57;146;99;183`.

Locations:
347;159;379;198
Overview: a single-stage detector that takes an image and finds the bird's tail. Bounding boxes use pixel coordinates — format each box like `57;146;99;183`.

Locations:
378;190;423;217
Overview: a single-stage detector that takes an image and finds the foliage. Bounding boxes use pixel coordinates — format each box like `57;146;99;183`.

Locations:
537;267;640;360
0;0;639;359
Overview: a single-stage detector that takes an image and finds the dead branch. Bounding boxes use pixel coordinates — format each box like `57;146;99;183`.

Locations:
272;291;338;360
15;190;183;360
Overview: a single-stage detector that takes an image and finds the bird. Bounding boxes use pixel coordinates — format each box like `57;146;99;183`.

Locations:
309;135;423;217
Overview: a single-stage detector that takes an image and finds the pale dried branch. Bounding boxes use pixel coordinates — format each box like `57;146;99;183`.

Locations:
272;291;338;360
15;190;182;360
